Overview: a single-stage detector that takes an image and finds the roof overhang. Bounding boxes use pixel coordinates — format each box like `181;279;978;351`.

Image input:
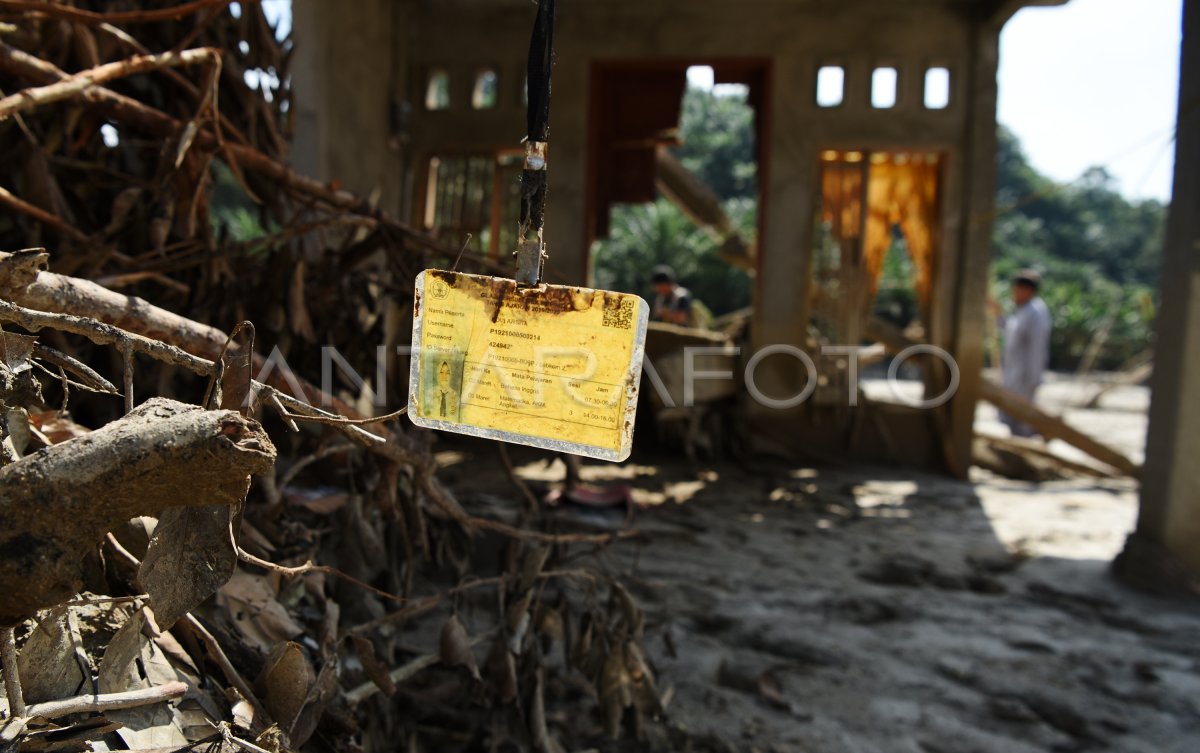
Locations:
991;0;1070;27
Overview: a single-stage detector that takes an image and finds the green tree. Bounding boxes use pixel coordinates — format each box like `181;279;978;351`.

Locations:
992;125;1166;369
593;197;754;316
672;85;758;201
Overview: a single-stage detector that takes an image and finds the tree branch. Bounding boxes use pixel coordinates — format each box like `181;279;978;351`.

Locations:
1;626;26;717
0;0;233;24
0;253;633;553
0;298;215;376
22;682;186;720
0;186;88;243
0;48;219;121
0;399;275;624
0;43;515;278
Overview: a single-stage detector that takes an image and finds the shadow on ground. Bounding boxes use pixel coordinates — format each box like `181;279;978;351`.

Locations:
440;440;1200;752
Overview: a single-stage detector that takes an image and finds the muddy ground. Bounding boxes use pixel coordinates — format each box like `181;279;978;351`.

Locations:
440;377;1199;752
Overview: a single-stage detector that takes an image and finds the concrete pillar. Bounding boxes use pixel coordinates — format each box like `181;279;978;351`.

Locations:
1114;0;1200;590
750;56;819;406
290;0;403;216
945;18;1002;477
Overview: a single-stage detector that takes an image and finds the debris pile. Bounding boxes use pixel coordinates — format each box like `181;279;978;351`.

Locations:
0;3;660;751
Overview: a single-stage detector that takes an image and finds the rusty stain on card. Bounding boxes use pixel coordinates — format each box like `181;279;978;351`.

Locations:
408;270;648;461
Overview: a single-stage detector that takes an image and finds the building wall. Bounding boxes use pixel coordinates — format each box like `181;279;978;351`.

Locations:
295;0;1023;473
291;0;406;216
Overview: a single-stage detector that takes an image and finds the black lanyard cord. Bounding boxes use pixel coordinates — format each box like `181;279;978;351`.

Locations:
525;0;555;143
520;0;555;240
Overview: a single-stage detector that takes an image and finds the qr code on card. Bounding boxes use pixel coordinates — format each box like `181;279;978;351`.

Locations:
602;297;635;329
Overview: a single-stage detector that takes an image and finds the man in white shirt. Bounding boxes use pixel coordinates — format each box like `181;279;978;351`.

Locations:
1000;269;1052;437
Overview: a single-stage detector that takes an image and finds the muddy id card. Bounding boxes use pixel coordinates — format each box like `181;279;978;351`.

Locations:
408;270;648;461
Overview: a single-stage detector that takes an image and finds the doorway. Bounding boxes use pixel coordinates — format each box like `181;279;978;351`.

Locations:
584;59;770;314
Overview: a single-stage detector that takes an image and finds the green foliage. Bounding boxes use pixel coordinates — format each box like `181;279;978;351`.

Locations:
592;85;757;314
592;197;755;316
673;85;758;201
992;126;1167;370
210;162;271;243
995;127;1166;287
874;238;919;327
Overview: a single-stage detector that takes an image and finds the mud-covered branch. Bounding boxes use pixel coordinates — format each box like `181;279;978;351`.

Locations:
0;398;275;625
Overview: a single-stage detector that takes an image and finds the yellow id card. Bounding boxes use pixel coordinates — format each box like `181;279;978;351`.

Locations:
408;270;648;461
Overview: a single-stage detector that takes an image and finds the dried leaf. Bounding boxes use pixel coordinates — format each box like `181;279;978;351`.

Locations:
140;504;238;629
174;698;222;742
598;645;633;739
530;667;562;753
0;249;48;296
216;571;304;654
17;609;85;703
22;150;73;226
71;23;100;68
104;187;143;236
506;590;535;654
571;617;595;675
334;496;388;584
439;614;480;680
238;517;276;556
219;321;254;414
288;261;317;343
319;598;340;657
287;656;338;748
19;718;121;751
518;544;552;592
485;637;518;705
231;698;257;731
612;582;644;639
625;640;662;716
97;610;189;749
536;606;564;643
149;216;172;256
152;629;198;676
0;718;26;745
350;634;396;697
28;412;90;447
174;120;201;170
258;641;314;731
507;608;531;656
4;408;31;457
0;330;36;374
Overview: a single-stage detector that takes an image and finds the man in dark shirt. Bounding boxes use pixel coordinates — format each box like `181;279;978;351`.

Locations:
651;265;695;327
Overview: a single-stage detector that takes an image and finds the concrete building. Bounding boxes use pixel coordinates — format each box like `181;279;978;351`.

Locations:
290;0;1067;476
1115;0;1199;591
